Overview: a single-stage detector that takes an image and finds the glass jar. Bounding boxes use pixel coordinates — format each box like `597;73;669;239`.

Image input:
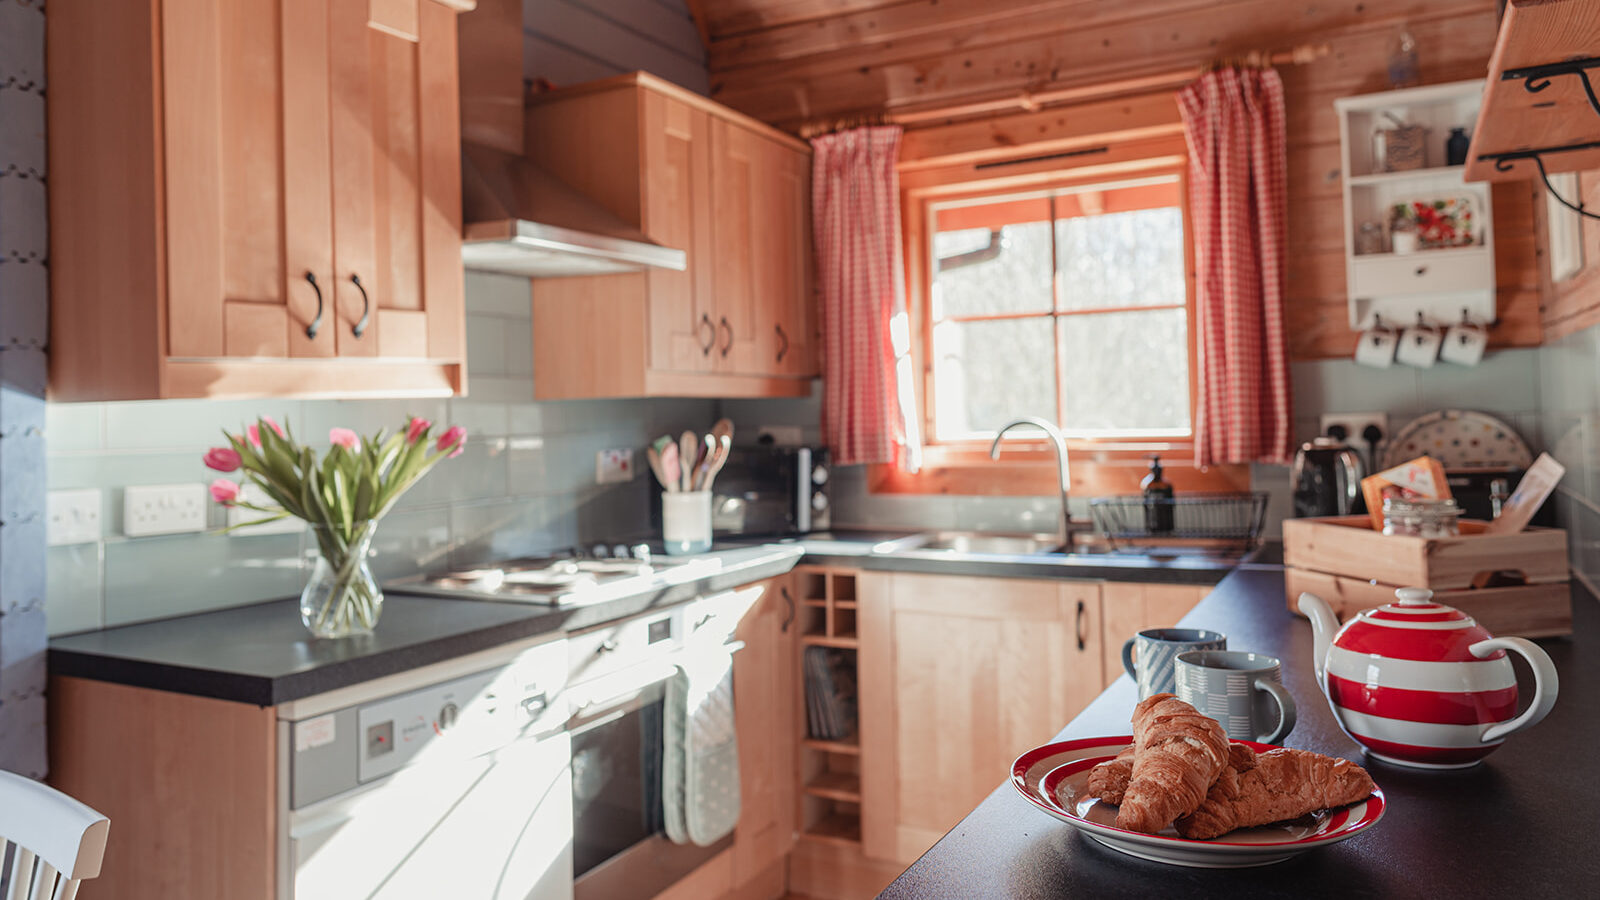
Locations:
1382;497;1462;539
1356;222;1385;255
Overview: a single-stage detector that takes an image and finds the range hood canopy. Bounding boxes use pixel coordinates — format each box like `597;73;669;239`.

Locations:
456;0;685;278
460;143;686;277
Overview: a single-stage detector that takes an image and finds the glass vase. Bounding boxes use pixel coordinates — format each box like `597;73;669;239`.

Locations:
301;521;382;638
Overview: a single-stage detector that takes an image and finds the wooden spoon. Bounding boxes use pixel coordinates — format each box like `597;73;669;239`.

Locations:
679;430;698;493
661;442;680;493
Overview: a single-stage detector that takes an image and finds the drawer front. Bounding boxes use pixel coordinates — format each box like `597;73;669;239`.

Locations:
1349;251;1491;298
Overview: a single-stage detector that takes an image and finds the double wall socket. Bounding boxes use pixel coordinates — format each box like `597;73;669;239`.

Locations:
48;489;103;546
1318;412;1389;457
124;483;208;537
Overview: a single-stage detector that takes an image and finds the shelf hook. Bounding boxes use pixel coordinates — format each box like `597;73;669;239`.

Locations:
1532;154;1600;222
1504;57;1600;121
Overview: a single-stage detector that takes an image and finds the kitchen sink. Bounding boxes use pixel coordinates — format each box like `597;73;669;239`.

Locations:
893;531;1070;556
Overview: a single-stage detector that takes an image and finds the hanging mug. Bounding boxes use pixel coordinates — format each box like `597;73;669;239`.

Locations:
1397;319;1442;368
1441;318;1489;366
1355;318;1398;368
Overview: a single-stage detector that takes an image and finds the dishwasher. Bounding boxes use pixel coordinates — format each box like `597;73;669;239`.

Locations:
277;634;573;900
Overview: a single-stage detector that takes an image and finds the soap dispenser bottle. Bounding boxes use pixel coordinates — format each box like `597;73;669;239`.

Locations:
1142;455;1175;533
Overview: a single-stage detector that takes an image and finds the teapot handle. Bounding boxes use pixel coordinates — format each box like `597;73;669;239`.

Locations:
1473;637;1560;744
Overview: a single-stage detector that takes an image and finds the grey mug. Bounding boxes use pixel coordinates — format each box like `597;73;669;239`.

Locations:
1121;628;1227;699
1174;650;1297;744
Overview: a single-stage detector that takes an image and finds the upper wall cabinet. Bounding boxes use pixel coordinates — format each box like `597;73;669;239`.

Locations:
47;0;470;401
523;73;817;400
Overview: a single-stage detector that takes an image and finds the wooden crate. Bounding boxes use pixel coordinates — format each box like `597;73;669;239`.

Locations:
1283;516;1571;637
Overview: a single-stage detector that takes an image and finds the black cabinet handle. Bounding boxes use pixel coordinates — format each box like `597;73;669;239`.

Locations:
350;274;371;338
699;314;716;356
304;271;324;339
1075;599;1086;651
1414;266;1428;276
780;586;795;633
776;324;789;363
719;316;733;358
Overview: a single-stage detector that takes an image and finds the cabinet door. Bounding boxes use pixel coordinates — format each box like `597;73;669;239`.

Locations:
770;142;818;377
709;119;771;375
643;92;717;374
329;0;463;361
860;573;1101;863
163;0;333;360
730;579;798;887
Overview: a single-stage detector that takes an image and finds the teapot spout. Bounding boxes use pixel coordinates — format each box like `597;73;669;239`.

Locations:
1297;591;1338;692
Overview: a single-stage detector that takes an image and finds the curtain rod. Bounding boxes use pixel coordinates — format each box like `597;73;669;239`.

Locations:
798;42;1331;138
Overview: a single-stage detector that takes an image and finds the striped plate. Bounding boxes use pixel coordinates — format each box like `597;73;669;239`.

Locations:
1011;737;1385;868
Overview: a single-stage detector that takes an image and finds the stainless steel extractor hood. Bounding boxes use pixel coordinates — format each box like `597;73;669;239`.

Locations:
457;0;685;278
460;143;686;277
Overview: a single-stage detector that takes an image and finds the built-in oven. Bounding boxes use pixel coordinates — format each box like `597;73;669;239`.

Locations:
566;604;732;900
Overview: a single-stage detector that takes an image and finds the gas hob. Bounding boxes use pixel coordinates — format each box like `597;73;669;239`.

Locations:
385;549;703;606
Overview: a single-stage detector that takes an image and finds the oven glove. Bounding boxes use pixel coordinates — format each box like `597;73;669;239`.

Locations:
664;643;741;846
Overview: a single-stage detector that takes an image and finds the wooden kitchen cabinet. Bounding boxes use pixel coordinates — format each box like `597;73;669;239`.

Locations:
48;0;467;400
856;572;1103;865
1098;582;1213;687
525;73;817;399
729;578;799;896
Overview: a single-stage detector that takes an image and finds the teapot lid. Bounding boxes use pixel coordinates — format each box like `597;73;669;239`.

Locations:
1336;587;1502;662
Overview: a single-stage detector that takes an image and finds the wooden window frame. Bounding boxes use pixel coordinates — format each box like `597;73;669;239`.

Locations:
873;131;1249;497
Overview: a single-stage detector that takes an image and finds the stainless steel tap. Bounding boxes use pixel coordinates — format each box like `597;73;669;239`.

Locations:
989;417;1079;549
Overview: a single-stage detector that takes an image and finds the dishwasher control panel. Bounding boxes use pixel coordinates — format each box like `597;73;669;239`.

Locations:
289;637;568;807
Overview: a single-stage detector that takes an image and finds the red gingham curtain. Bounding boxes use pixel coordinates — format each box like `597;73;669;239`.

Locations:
811;126;912;467
1179;68;1293;466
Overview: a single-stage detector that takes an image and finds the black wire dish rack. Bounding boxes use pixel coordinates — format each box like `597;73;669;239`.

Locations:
1089;493;1271;551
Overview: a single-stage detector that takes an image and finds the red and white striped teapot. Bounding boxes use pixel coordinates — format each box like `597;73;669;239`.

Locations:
1298;587;1559;769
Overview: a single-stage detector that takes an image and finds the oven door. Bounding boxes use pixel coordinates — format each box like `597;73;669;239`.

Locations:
568;663;731;900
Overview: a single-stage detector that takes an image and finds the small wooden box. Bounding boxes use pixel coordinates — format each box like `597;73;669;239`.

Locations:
1283;516;1571;637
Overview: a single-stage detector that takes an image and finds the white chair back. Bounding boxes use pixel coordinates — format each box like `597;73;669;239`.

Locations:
0;769;109;900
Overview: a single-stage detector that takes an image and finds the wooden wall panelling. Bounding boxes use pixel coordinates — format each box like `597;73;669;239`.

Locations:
46;0;165;399
369;0;420;41
897;91;1183;171
48;677;277;900
1545;172;1600;340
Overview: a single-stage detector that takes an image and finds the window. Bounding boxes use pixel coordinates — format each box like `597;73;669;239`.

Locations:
926;175;1192;443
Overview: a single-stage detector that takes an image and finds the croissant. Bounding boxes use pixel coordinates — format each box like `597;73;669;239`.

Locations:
1175;747;1375;839
1086;746;1135;805
1115;694;1230;834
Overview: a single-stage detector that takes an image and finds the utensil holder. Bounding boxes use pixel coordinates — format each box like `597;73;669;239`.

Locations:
662;491;712;555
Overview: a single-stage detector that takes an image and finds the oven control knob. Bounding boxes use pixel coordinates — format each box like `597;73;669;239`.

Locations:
437;702;459;731
812;465;829;485
811;493;829;512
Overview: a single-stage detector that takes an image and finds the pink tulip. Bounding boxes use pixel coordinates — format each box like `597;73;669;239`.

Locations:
203;447;242;472
436;426;467;459
329;428;361;452
247;416;285;448
209;479;240;505
406;417;433;444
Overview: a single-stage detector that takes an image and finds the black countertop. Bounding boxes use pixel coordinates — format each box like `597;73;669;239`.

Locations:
48;544;806;706
47;533;1243;707
878;565;1600;897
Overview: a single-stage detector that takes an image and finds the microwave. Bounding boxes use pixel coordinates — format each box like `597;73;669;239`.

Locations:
706;445;830;537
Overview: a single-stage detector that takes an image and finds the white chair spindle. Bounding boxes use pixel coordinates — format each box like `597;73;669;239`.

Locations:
28;862;57;900
7;847;36;900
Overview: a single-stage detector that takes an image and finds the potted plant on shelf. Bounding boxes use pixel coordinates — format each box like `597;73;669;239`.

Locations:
203;415;466;639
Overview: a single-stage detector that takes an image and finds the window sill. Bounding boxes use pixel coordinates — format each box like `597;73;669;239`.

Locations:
868;442;1252;497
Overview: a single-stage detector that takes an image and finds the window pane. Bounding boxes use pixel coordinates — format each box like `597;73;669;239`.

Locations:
1055;207;1185;311
1058;308;1190;435
932;222;1054;318
933;317;1056;439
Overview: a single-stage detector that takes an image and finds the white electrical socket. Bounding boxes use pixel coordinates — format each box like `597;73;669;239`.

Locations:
48;489;103;546
1318;413;1390;453
227;484;306;536
596;448;636;485
123;483;208;537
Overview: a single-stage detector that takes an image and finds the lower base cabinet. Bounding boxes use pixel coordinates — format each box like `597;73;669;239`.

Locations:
856;572;1104;865
1098;583;1212;686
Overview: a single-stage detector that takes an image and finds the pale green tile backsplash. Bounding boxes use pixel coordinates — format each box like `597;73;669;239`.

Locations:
44;272;718;635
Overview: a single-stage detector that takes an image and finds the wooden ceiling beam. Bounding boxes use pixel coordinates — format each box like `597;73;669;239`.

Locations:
713;2;1497;132
700;0;898;41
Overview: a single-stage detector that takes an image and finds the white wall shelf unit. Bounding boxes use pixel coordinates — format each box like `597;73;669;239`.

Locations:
1335;80;1495;331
